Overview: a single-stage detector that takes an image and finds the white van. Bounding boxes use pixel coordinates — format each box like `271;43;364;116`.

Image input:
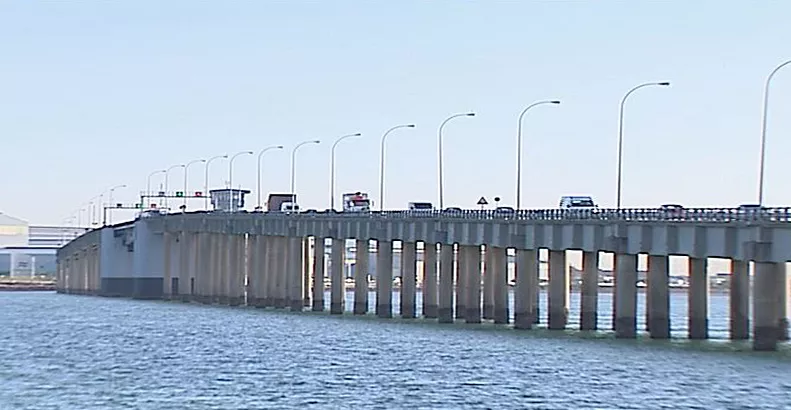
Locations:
559;196;597;209
281;202;300;213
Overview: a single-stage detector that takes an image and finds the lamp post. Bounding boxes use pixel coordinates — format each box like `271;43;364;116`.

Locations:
438;112;475;209
330;133;362;211
103;184;127;226
379;124;415;211
757;59;791;206
515;100;560;210
164;164;186;212
290;139;321;209
615;81;670;209
256;145;284;211
146;169;166;210
228;151;253;212
204;154;228;210
183;159;206;211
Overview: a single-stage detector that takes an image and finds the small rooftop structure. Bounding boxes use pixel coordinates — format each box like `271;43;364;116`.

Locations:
210;188;251;212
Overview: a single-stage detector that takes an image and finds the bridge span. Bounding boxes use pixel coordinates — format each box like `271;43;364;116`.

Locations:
56;208;791;351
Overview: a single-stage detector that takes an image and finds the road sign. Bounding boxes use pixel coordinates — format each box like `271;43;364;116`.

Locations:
477;197;488;205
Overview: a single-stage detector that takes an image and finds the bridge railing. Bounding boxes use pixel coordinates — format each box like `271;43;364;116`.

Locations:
218;207;791;223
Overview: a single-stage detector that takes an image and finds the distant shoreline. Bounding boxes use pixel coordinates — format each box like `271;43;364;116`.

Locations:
0;279;56;292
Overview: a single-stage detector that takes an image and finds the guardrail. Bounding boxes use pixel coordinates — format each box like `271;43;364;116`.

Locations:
166;207;791;223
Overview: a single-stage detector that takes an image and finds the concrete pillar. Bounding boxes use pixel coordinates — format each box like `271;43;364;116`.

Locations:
548;250;568;330
289;236;303;311
438;244;454;323
465;245;482;324
514;249;538;329
688;257;708;340
312;238;325;311
401;242;417;319
354;239;369;315
490;246;509;324
422;243;438;319
376;240;393;319
210;234;222;304
455;245;467;319
580;251;598;330
163;232;173;298
729;260;750;340
196;233;210;304
753;261;779;351
179;233;193;302
646;254;670;338
614;253;637;338
246;235;259;307
303;238;311;307
482;246;495;320
776;263;789;341
330;238;345;314
274;236;287;308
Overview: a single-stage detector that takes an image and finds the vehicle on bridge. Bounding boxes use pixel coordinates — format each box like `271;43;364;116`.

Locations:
408;202;434;215
342;192;372;213
660;204;685;219
266;193;297;213
559;195;598;209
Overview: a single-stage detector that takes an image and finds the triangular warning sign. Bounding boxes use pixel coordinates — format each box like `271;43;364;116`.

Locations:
477;196;488;205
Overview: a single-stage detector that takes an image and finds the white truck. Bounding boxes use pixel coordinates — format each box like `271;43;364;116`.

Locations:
342;192;372;213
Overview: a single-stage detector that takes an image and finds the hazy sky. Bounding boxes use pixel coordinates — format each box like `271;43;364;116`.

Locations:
2;1;790;225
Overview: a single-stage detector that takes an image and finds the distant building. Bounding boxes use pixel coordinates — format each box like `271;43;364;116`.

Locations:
0;212;87;277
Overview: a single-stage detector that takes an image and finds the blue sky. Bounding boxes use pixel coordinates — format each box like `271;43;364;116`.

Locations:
1;1;790;225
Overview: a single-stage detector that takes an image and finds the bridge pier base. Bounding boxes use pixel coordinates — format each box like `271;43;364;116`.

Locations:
422;242;438;319
753;262;779;351
729;260;750;340
273;236;287;309
514;249;537;329
288;236;303;311
464;245;482;324
492;246;509;325
688;257;709;340
354;239;369;315
614;253;637;339
455;244;467;320
376;240;393;319
776;263;788;341
437;244;454;323
548;250;568;330
648;255;670;339
311;238;325;312
330;238;344;314
580;251;598;331
401;242;417;319
482;246;494;320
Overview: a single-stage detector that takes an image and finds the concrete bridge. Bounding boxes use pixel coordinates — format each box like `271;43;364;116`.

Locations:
56;208;791;351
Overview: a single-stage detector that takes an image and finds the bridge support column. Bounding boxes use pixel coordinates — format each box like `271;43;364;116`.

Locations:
207;234;219;303
730;260;750;340
754;261;779;351
580;251;598;330
312;238;325;311
274;236;287;309
422;242;438;319
180;233;194;302
330;238;345;314
376;240;393;319
491;246;508;324
303;238;311;308
163;232;173;299
354;239;369;315
648;254;670;339
195;233;208;303
438;244;454;323
688;257;708;340
776;263;789;341
548;250;568;330
482;246;494;320
289;236;304;311
614;253;637;338
465;245;482;324
401;242;417;319
455;244;467;320
515;249;538;329
233;235;248;307
246;235;259;306
219;234;232;305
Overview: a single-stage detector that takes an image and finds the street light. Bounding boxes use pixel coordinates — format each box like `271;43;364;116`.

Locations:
290;139;321;209
515;100;560;210
615;81;670;209
330;133;362;210
228;151;253;212
183;159;207;211
204;154;228;210
146;169;166;209
757;59;791;206
103;184;127;226
256;145;284;211
438;112;475;209
379;124;415;211
164;164;186;212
